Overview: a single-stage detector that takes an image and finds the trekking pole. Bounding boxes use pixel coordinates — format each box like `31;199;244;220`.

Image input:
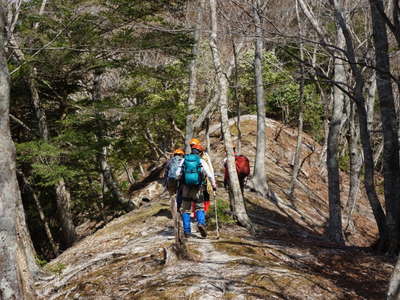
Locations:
214;191;220;239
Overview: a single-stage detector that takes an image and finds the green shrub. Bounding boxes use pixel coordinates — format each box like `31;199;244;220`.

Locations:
207;198;236;228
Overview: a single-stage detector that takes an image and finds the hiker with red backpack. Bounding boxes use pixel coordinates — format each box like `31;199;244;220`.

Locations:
223;148;250;193
180;144;217;238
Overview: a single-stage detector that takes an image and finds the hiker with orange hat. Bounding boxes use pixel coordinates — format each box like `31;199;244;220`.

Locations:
180;143;216;238
189;138;215;213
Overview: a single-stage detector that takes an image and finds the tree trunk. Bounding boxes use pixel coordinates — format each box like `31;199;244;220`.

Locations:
370;0;400;255
192;41;244;134
28;68;48;141
93;71;133;210
344;102;362;232
233;40;241;153
345;72;376;231
326;4;346;244
290;0;305;197
184;0;204;152
250;0;269;198
170;194;187;258
366;72;376;132
0;7;36;297
330;0;388;249
18;171;59;256
209;0;253;231
388;254;400;300
56;178;77;248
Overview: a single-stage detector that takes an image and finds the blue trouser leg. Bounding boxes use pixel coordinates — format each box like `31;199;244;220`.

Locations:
196;210;206;226
182;212;191;233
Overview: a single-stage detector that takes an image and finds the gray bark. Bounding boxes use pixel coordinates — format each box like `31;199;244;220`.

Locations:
331;0;388;249
0;5;36;298
366;72;376;132
184;0;204;152
55;178;76;248
345;73;375;230
369;0;400;254
388;254;400;300
233;41;241;153
250;0;269;198
192;41;244;133
290;0;305;197
326;1;346;244
209;0;253;231
344;102;362;232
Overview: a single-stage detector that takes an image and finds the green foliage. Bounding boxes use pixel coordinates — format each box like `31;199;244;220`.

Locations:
16;141;78;186
10;0;192;260
45;262;66;275
208;198;236;227
35;257;48;268
237;51;324;137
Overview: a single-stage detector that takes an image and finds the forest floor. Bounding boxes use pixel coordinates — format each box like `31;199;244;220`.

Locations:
34;116;394;299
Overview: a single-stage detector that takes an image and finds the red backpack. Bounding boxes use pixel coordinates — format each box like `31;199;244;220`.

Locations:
224;155;250;181
235;155;250;177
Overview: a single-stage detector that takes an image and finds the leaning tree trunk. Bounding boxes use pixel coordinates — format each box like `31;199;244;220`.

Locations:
369;0;400;255
0;6;37;297
209;0;253;231
344;71;376;231
18;171;59;256
331;0;388;250
326;7;346;244
184;0;204;152
55;178;77;248
250;0;269;198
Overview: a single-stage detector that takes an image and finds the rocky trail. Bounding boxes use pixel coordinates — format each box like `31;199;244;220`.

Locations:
34;117;394;299
34;189;392;299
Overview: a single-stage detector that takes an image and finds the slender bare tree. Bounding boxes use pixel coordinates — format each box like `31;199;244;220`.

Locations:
325;0;347;244
184;0;204;152
289;0;305;197
369;0;400;254
329;0;388;249
209;0;253;231
250;0;269;198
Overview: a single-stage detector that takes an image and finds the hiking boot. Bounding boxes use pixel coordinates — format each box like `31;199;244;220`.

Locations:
184;232;192;239
198;224;207;238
